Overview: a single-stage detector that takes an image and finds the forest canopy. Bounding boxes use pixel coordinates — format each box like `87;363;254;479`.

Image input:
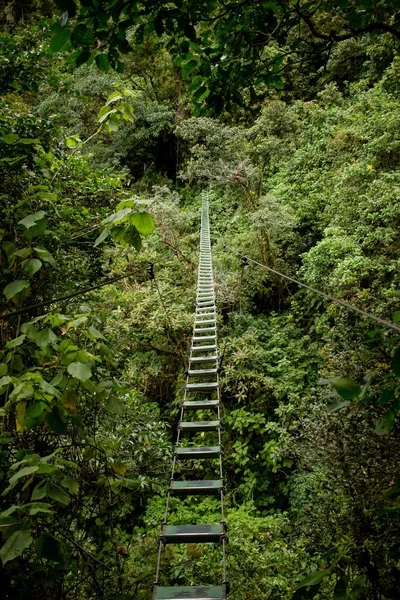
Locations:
1;0;400;599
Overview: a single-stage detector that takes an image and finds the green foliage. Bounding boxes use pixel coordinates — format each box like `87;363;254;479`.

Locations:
41;0;400;110
2;5;400;599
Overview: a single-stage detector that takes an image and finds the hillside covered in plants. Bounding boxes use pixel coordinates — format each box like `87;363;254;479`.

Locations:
1;1;400;599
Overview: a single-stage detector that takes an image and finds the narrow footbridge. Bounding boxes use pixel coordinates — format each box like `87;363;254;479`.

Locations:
153;192;228;600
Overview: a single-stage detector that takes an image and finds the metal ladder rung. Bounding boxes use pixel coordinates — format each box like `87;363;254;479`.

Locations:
190;355;218;363
175;445;221;459
169;479;223;496
191;345;217;352
188;368;218;376
185;382;218;391
194;317;216;323
182;400;219;409
195;319;216;325
161;523;225;544
153;585;226;599
179;421;220;432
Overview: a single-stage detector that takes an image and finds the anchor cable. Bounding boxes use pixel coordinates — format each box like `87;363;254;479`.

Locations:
237;252;400;334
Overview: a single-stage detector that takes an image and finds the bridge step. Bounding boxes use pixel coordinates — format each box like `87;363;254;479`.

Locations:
190;355;218;363
175;446;221;459
161;524;225;544
191;345;217;352
194;319;215;325
179;420;220;432
188;369;218;376
169;479;223;496
185;382;218;392
182;400;219;409
153;586;226;600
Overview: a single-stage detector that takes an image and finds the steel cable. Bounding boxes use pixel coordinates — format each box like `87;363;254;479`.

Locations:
237;252;400;334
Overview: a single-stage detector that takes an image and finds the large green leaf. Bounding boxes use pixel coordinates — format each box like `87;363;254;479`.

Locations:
94;226;111;247
71;24;95;46
21;259;42;277
327;399;351;412
182;59;198;77
72;49;92;67
0;529;33;565
5;335;26;349
98;106;117;124
103;207;132;225
295;568;331;590
18;211;46;229
111;225;142;250
60;474;79;494
35;328;58;349
2;133;20;144
67;361;92;382
129;212;155;235
19;138;40;145
3;280;30;303
34;247;56;266
50;26;71;53
330;378;361;400
28;502;53;516
105;396;125;415
45;482;70;505
8;466;38;490
86;326;106;340
96;53;110;72
0;364;8;376
21;216;47;241
31;480;47;501
375;409;396;436
106;91;123;105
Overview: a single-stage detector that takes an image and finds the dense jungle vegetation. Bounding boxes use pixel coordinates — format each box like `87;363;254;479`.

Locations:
1;1;400;598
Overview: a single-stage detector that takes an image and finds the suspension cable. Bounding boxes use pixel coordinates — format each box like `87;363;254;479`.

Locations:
237;252;400;334
1;272;139;321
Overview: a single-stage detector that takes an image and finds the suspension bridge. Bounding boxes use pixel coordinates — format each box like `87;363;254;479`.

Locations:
153;191;228;600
